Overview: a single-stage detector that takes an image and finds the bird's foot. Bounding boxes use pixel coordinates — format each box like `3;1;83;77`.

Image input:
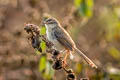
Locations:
62;60;67;67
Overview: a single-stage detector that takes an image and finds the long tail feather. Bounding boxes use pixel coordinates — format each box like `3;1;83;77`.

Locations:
74;47;97;68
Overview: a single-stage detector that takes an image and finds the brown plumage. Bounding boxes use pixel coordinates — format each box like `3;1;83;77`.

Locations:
44;17;97;68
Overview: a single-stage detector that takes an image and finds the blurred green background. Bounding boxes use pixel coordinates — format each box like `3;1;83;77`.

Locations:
0;0;120;80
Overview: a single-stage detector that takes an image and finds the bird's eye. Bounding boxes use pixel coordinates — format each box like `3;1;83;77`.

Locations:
45;18;57;24
46;19;53;22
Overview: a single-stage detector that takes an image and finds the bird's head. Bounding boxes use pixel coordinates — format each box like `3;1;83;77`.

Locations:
43;17;58;24
43;17;59;29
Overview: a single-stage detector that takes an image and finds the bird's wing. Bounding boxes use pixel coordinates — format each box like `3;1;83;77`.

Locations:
53;27;74;51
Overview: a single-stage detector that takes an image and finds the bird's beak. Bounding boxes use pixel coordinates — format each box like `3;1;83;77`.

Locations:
43;21;46;24
41;21;47;26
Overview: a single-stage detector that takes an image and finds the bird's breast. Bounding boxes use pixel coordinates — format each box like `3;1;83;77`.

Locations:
46;29;65;51
46;29;55;41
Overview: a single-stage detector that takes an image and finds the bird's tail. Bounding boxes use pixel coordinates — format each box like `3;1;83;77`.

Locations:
74;47;97;68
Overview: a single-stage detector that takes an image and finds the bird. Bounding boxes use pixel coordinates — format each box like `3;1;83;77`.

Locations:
43;17;97;68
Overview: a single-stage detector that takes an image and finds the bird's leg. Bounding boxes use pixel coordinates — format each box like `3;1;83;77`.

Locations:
63;49;70;67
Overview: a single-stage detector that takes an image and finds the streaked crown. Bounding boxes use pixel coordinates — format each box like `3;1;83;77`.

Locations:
44;17;58;24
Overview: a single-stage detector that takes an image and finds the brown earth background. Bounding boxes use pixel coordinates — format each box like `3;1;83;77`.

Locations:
0;0;120;80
